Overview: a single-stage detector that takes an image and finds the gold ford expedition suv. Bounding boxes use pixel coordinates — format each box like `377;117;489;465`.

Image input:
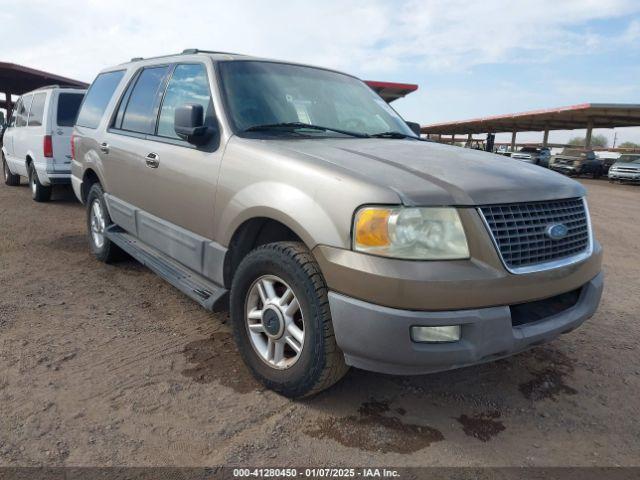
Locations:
71;50;603;397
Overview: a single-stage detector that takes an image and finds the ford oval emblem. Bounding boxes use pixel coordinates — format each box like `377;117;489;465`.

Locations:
546;223;569;240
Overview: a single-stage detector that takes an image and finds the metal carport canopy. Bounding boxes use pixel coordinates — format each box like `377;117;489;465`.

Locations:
0;62;88;115
420;103;640;135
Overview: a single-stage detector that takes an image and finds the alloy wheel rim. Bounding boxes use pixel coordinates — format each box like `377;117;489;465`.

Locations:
245;275;305;370
90;199;106;249
30;173;37;195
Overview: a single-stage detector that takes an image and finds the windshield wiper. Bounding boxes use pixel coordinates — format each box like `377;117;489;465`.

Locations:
370;131;417;139
244;122;369;138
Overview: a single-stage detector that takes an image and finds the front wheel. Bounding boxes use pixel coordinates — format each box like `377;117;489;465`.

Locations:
28;163;52;202
3;155;21;186
230;242;348;398
86;183;123;263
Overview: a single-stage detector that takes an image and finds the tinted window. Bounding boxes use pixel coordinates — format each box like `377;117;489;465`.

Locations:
157;64;212;138
27;93;46;127
15;96;32;127
120;66;169;134
57;93;84;127
76;70;125;129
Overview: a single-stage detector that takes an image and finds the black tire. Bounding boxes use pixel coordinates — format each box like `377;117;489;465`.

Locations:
28;162;52;202
230;241;348;398
3;154;21;186
86;183;123;263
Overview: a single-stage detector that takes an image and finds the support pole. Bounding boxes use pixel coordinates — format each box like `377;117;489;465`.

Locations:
542;128;549;147
585;120;593;148
510;131;517;151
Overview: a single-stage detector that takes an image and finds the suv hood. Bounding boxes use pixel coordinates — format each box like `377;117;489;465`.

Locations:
264;138;585;206
612;162;640;170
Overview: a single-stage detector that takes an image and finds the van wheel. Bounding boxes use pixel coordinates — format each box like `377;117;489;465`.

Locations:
593;167;602;179
86;183;123;263
230;242;349;398
3;154;21;186
28;163;52;202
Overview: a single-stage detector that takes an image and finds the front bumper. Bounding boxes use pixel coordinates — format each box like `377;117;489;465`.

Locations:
550;165;578;175
609;171;640;182
329;272;603;375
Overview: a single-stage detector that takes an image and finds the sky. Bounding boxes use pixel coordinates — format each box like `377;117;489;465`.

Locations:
2;0;640;145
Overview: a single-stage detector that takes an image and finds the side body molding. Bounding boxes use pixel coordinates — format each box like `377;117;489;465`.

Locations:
104;193;227;286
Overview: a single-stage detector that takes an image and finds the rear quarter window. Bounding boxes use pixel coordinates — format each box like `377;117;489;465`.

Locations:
57;93;85;127
27;92;46;127
76;70;125;129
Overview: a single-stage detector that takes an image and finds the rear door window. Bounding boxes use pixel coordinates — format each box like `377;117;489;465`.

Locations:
156;64;212;139
118;66;170;134
27;92;46;127
57;93;84;127
15;95;32;127
76;70;125;129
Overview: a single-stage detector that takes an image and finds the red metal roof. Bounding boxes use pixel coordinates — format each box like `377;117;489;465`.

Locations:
365;80;418;103
421;103;640;134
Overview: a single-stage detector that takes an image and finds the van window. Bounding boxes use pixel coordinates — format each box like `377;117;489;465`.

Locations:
157;64;212;139
76;70;125;129
57;93;84;127
119;66;169;134
15;95;32;127
9;99;21;127
27;93;46;127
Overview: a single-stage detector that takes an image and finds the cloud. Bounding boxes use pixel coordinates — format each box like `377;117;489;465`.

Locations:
2;0;640;82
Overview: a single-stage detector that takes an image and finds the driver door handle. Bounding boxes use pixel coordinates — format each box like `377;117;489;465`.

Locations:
145;152;160;168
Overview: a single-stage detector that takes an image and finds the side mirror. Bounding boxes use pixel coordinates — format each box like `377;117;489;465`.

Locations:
174;104;214;145
405;121;421;137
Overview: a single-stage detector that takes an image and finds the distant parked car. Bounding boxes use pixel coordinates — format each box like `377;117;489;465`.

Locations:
2;85;86;201
511;147;551;167
549;149;604;178
608;154;640;183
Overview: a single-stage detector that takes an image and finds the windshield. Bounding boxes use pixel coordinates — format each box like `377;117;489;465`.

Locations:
618;154;640;164
218;61;415;138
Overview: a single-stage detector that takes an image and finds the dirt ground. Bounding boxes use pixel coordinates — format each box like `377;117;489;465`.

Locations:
0;178;638;467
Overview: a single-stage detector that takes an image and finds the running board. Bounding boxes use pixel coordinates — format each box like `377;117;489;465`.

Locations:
105;226;228;311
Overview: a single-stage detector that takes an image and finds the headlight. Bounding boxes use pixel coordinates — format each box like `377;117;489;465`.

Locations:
353;206;470;259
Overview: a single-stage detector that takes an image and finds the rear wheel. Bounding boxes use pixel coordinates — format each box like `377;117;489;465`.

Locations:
28;162;52;202
3;154;20;186
86;183;123;263
230;242;348;398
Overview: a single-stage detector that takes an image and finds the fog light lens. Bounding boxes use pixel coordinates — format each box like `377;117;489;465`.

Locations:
411;325;461;343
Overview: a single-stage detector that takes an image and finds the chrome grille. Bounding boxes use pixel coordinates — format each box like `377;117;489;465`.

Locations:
480;198;590;271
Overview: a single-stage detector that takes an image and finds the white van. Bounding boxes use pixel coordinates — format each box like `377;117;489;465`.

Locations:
2;85;86;201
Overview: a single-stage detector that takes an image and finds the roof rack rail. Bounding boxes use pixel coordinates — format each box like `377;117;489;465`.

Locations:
181;48;244;56
126;49;244;65
33;84;82;91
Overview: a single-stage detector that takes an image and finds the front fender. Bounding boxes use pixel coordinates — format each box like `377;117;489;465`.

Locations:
217;181;345;249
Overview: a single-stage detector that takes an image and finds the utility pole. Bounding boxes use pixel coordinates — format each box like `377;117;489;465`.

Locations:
613;131;618;149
